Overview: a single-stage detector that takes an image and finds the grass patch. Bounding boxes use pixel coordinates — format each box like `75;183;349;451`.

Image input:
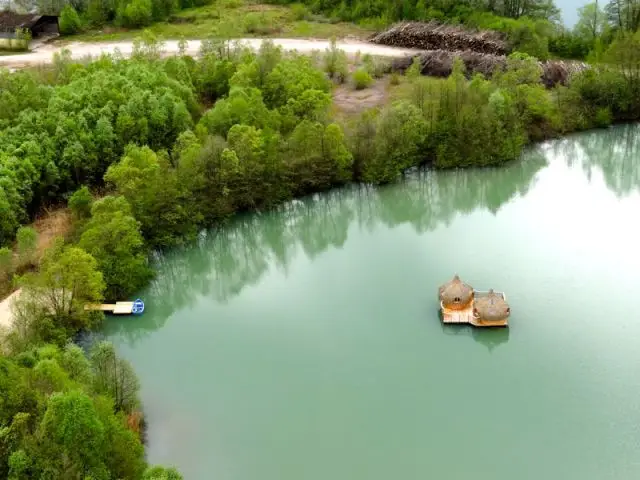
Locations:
68;0;373;42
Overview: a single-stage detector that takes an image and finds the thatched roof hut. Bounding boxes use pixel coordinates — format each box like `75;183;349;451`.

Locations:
370;21;508;56
438;274;474;309
473;289;510;322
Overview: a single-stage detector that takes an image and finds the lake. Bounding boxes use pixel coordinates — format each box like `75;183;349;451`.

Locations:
102;124;640;480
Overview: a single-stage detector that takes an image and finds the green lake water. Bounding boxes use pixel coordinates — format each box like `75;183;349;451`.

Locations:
102;124;640;480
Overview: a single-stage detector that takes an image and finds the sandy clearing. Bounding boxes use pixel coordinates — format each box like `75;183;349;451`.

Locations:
0;288;21;331
0;37;421;69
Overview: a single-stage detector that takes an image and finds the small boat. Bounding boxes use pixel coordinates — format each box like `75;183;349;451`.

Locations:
132;298;145;315
438;275;510;328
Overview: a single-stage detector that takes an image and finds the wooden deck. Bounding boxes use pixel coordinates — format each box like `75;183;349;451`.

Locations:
85;302;135;315
441;291;509;328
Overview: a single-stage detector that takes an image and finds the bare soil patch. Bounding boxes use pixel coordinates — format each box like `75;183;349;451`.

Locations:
32;208;73;259
332;78;389;115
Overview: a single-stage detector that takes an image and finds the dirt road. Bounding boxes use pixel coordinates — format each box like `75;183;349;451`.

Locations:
0;38;421;69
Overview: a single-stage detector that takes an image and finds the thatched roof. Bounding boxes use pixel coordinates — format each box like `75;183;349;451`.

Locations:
439;274;474;307
370;21;508;56
473;289;510;321
390;51;588;87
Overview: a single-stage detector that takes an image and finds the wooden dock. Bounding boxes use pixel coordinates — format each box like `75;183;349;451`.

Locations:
441;291;508;328
85;302;137;315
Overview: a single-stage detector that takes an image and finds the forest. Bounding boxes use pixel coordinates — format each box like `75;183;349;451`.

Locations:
2;0;640;473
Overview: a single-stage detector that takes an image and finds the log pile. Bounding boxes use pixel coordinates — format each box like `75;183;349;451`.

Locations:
370;21;508;56
390;51;589;87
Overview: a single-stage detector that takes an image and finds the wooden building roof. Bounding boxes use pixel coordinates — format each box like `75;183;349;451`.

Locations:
0;12;57;32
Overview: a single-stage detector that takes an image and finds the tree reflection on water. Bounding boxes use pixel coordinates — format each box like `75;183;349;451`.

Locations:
553;123;640;198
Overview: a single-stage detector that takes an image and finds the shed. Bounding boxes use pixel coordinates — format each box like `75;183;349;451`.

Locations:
0;12;59;38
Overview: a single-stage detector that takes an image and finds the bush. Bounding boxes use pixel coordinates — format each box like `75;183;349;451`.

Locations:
118;0;153;27
244;13;276;35
352;68;373;90
59;5;83;35
362;53;389;78
291;3;310;20
594;107;613;128
323;39;348;83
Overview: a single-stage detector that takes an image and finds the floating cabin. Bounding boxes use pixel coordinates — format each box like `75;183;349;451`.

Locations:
438;275;510;328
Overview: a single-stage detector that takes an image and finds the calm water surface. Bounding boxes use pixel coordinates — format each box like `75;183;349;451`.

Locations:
102;124;640;480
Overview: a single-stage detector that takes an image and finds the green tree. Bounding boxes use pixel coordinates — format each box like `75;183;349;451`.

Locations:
360;101;427;183
16;242;105;336
68;186;93;222
15;227;37;269
79;196;152;300
37;390;109;479
604;31;640;94
574;1;606;43
60;343;93;385
105;145;200;248
59;4;83;35
198;87;274;137
90;341;140;413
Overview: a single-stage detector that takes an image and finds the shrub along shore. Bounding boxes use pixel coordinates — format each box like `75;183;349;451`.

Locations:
1;30;639;478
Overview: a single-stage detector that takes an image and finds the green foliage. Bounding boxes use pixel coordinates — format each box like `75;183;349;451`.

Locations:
105;145;201;248
0;336;175;479
0;246;13;284
15;227;38;269
352;68;373;89
117;0;154;27
79;196;153;299
359;101;427;183
68;186;94;221
594;107;613;127
13;243;105;343
198;86;274;136
243;12;277;34
323;38;349;83
287;120;354;191
90;341;141;413
59;4;83;35
291;2;311;20
143;466;184;479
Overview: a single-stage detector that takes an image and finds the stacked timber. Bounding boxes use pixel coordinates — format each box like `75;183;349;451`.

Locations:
390;50;589;87
370;21;508;56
